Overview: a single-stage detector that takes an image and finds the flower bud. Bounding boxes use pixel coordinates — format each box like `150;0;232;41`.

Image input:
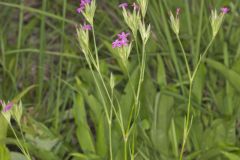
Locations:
137;0;148;18
139;21;151;44
76;24;91;57
169;9;180;35
210;8;229;37
12;101;23;126
122;8;141;39
110;73;115;90
81;0;96;25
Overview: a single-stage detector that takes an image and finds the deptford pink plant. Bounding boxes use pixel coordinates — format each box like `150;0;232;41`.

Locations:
171;6;229;160
119;3;128;9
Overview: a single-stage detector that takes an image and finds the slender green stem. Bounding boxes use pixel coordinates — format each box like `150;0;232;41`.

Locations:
176;35;192;80
130;124;136;160
38;0;47;107
127;42;147;160
9;124;31;160
92;25;99;68
19;125;30;158
1;113;31;160
15;0;24;78
85;58;110;122
109;89;113;160
124;138;128;160
192;37;215;79
109;120;113;160
55;0;67;131
136;43;146;108
178;36;215;160
135;38;141;64
179;80;192;160
125;67;137;100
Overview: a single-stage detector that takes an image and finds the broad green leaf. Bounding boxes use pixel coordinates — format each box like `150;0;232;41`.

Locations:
73;93;95;153
71;152;101;160
119;66;139;127
206;59;240;93
0;115;8;140
221;151;240;160
10;152;26;160
157;55;166;87
0;145;10;160
96;114;107;157
192;64;206;104
12;85;36;103
151;92;174;156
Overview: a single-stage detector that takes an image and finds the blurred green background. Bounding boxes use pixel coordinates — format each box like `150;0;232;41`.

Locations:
1;0;240;159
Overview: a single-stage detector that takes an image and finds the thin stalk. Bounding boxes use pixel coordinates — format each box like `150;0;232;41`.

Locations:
127;41;147;160
92;25;99;68
8;124;31;160
159;2;185;95
130;124;136;160
37;0;47;107
178;36;215;160
176;35;192;80
125;65;137;100
134;37;141;64
192;37;215;79
194;0;204;65
86;47;124;160
136;43;146;107
124;138;128;160
15;0;24;78
109;89;114;160
85;57;110;122
179;80;192;160
19;125;30;158
109;122;113;160
55;0;67;131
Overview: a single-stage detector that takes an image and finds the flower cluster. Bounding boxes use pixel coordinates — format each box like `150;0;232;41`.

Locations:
0;100;14;112
210;7;229;37
112;32;130;48
119;2;139;10
82;24;92;30
77;0;92;13
221;7;230;14
169;8;181;35
1;99;23;125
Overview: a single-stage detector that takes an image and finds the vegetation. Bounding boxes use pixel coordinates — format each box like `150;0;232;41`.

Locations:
0;0;240;160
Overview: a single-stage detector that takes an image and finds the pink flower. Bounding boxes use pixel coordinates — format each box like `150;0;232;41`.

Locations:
112;39;121;48
119;3;128;9
3;102;13;112
221;7;229;14
76;0;92;13
132;2;139;10
176;8;181;15
117;32;130;40
77;6;84;13
112;32;130;48
82;24;92;30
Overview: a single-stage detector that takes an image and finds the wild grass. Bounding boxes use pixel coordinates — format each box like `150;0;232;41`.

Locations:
0;0;240;160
